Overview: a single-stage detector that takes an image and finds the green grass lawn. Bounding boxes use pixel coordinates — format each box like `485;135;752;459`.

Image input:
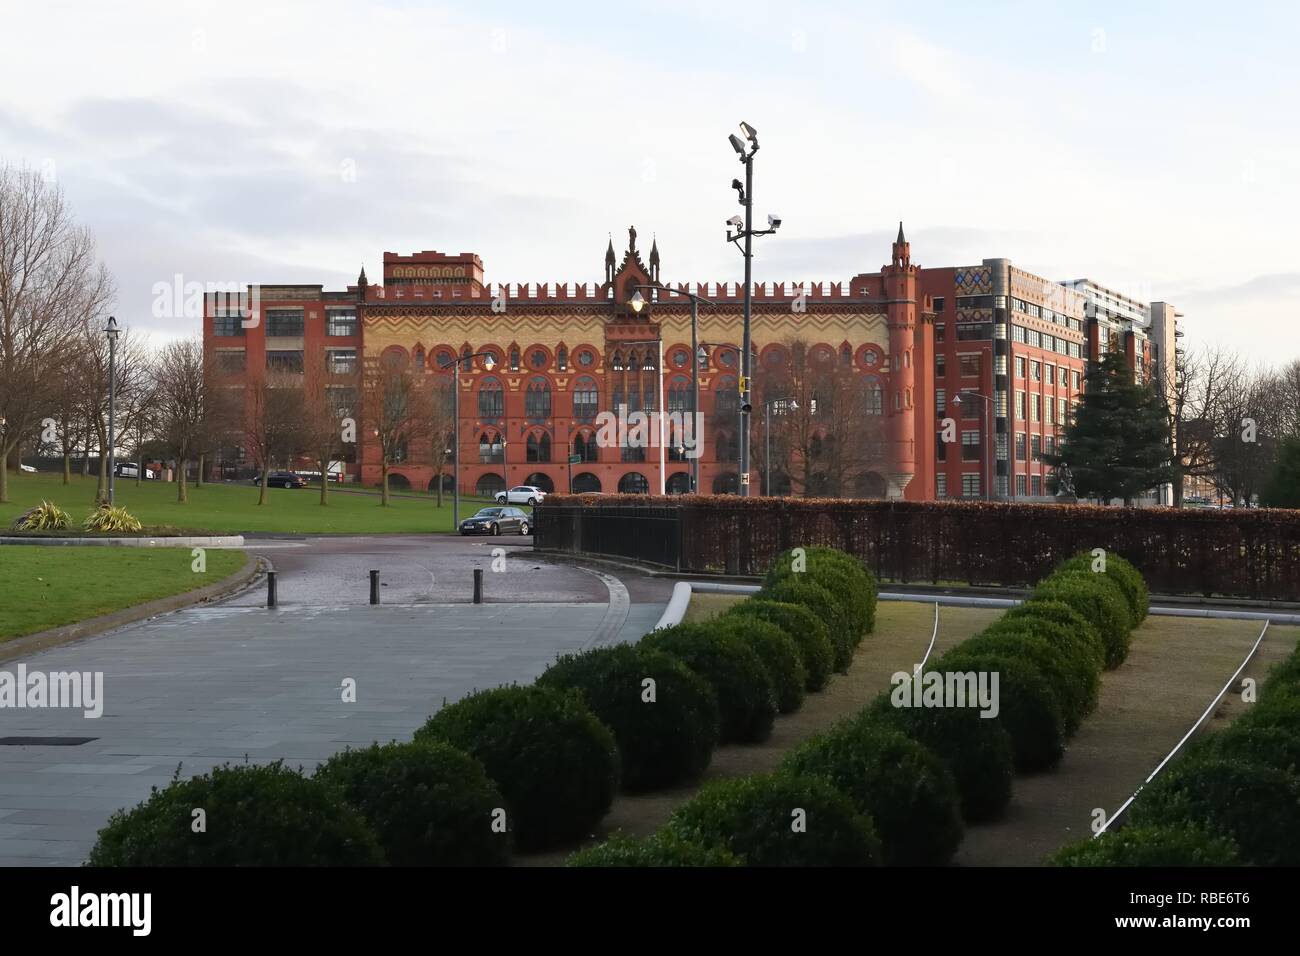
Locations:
0;473;504;535
0;545;248;641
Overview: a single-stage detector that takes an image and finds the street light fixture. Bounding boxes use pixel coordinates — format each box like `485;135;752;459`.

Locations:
723;120;781;496
629;283;714;493
104;316;120;506
437;348;498;527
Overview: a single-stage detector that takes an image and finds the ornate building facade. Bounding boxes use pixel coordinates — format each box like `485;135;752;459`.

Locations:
203;224;1176;501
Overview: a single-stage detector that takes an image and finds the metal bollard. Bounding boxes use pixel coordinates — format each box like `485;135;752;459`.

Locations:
370;569;380;605
473;568;483;604
266;570;278;608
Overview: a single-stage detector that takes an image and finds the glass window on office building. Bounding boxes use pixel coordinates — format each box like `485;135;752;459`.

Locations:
1031;434;1043;459
959;354;981;378
962;474;981;497
266;308;304;336
936;353;945;375
328;349;357;374
1017;390;1026;420
1045;365;1055;385
935;388;946;415
1031;475;1042;496
1016;474;1027;496
1015;432;1027;460
326;309;357;336
936;473;947;498
1015;356;1025;378
1031;361;1041;381
961;430;981;461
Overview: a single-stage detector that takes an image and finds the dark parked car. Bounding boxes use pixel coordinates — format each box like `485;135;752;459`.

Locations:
459;507;531;536
254;471;308;489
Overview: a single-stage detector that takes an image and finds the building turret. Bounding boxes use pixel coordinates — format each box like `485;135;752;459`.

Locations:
882;222;917;497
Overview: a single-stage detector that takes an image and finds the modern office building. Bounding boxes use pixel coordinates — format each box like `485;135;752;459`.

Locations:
203;225;1177;501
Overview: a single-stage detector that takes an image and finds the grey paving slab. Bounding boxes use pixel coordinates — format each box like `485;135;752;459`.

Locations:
0;597;663;866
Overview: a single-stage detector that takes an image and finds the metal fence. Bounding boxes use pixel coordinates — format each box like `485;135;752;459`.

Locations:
534;496;1300;601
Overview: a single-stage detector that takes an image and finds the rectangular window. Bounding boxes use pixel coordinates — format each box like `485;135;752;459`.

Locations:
1042;334;1055;353
1027;329;1041;348
956;325;988;341
574;384;599;420
1031;361;1041;381
212;315;244;337
1031;394;1041;422
936;354;946;376
935;324;946;343
1031;434;1043;460
996;432;1008;461
327;385;356;418
1015;356;1025;378
326;309;357;337
936;431;947;463
961;395;980;419
962;474;981;497
1017;390;1026;420
328;349;357;375
995;391;1008;417
1046;435;1056;456
933;297;946;312
1059;398;1068;422
959;354;981;378
215;349;245;373
1015;432;1027;461
1031;475;1042;496
266;308;305;336
1016;474;1027;496
956;295;994;309
1045;365;1055;385
935;388;946;415
961;430;981;461
1072;370;1081;389
1012;325;1027;344
266;350;304;373
936;473;947;497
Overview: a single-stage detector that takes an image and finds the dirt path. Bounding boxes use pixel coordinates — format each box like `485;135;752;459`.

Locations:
954;618;1299;866
518;600;1004;865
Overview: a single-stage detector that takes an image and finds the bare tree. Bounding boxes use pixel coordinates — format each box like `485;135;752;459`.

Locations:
428;375;455;506
156;338;207;503
245;370;306;506
0;165;105;502
361;356;431;506
300;354;355;506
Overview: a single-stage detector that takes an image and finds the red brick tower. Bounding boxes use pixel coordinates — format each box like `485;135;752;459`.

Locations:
882;222;917;497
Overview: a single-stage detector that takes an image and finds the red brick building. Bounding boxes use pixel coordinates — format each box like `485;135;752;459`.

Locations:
203;225;1176;501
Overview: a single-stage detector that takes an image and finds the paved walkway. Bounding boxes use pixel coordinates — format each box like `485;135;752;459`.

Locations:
0;536;667;866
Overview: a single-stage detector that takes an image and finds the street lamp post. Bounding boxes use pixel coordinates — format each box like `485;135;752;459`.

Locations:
763;397;799;496
629;284;714;494
952;390;995;501
438;349;498;528
725;121;781;496
104;316;120;506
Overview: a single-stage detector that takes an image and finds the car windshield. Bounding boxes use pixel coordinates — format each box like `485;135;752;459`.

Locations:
475;508;503;517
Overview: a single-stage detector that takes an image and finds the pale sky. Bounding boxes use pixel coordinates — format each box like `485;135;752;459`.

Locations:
2;0;1297;365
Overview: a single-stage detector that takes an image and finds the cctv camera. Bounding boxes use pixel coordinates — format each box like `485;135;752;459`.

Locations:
768;214;782;229
727;215;744;230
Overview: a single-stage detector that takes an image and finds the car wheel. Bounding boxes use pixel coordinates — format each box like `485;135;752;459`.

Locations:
496;495;506;504
490;523;499;536
519;521;530;535
527;497;536;506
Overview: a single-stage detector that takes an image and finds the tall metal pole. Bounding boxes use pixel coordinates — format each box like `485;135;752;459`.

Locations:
107;328;117;506
739;153;754;496
765;400;770;496
451;365;460;527
690;298;699;493
657;336;666;495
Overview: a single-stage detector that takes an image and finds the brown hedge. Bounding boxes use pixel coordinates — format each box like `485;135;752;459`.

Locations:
535;495;1300;601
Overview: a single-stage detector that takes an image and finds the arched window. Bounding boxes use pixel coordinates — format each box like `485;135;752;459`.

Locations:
557;346;568;371
667;377;691;413
618;472;649;494
642;350;656;371
381;346;408;371
478;431;503;464
643;382;656;412
865;379;884;415
526;432;552;463
573;472;601;493
510;346;520;371
525;378;551;418
478;377;504;418
611;350;625;371
574;431;599;463
573;377;599;420
841;344;853;366
413;347;425;369
715;377;738;418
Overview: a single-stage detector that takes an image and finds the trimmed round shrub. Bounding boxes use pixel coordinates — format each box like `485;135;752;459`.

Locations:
1128;754;1300;866
764;546;877;640
1033;570;1132;669
1055;552;1149;626
414;684;619;852
760;577;853;672
966;623;1100;735
724;599;835;692
1201;724;1300;775
712;615;805;713
666;773;882;866
779;720;963;865
538;644;718;792
87;762;383;866
1003;599;1106;670
865;692;1014;823
933;648;1066;771
565;830;741;867
315;741;510;866
1051;824;1239;867
641;622;777;743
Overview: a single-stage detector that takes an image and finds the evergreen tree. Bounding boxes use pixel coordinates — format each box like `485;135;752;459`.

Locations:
1044;350;1174;505
1261;436;1300;508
